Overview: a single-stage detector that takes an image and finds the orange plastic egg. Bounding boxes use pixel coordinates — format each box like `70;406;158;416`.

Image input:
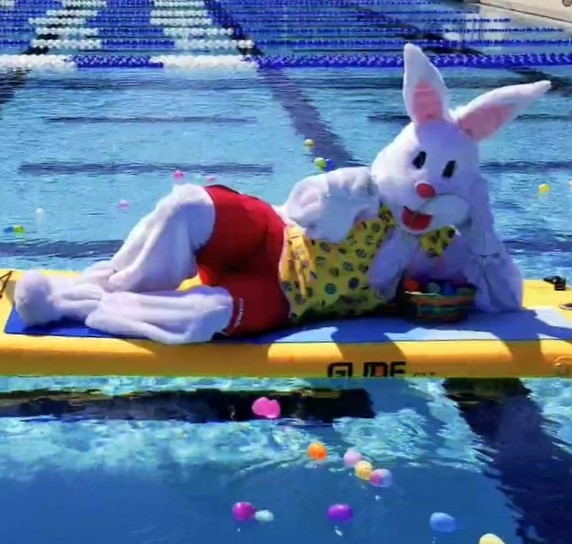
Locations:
307;442;327;461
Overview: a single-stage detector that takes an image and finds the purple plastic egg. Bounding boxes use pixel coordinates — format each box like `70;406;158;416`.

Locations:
369;468;393;488
232;502;256;522
327;503;353;523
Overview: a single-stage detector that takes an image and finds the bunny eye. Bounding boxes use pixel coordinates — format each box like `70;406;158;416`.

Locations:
442;160;456;178
412;151;427;169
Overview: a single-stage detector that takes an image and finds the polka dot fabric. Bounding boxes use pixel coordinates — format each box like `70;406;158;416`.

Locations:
278;206;456;323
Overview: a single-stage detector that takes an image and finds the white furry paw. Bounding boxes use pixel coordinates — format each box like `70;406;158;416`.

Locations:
14;271;62;326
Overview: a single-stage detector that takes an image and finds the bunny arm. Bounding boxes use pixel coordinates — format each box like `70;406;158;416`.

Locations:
278;167;379;243
367;227;421;302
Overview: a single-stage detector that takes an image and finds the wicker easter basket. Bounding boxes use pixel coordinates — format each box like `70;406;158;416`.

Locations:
399;283;477;324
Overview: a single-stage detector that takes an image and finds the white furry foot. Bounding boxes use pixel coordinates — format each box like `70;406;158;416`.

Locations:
14;271;63;326
14;270;104;327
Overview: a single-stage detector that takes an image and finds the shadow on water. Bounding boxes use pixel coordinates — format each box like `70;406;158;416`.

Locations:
444;378;572;544
0;388;375;424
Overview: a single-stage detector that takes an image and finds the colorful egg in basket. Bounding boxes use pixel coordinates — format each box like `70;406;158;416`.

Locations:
399;278;477;323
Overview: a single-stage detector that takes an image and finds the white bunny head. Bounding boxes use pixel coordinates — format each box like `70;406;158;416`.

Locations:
370;43;551;236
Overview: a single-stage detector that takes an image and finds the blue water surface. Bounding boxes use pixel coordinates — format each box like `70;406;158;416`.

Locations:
0;0;572;542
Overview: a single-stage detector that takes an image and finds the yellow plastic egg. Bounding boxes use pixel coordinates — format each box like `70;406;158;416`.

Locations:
354;460;373;480
314;157;327;170
479;534;505;544
304;138;315;148
538;182;550;194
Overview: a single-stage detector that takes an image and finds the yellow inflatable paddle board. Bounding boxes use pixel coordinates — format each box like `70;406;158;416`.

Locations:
1;270;572;378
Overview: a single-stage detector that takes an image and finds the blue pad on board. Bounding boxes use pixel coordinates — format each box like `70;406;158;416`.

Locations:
5;305;572;344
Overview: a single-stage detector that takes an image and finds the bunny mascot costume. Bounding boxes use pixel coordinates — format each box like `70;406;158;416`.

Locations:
14;44;550;345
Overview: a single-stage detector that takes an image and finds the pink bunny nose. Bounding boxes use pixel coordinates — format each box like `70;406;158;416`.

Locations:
415;182;436;199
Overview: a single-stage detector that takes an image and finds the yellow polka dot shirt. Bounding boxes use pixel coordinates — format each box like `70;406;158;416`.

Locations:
278;206;455;323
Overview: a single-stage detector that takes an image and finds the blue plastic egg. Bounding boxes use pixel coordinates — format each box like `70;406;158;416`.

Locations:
441;283;456;296
429;512;457;533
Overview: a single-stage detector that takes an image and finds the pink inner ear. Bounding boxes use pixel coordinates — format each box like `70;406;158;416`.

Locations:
411;81;444;123
457;103;514;141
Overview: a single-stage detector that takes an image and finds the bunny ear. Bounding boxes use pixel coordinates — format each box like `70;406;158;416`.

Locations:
402;43;449;124
454;80;551;141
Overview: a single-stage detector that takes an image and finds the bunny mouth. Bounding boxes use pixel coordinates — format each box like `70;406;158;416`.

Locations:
401;206;432;231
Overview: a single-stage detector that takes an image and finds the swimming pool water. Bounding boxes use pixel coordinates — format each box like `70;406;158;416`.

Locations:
0;0;572;542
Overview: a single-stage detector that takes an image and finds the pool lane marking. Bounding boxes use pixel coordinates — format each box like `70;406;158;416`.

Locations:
0;4;102;112
202;0;358;167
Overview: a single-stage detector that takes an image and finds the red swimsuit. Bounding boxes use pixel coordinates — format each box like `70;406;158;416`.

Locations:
196;185;291;336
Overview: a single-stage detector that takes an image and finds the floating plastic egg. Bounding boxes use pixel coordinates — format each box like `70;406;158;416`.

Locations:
254;510;274;522
343;449;363;468
479;534;505;544
327;504;352;523
4;225;24;234
354;460;373;480
314;157;327;170
232;502;255;522
307;442;327;461
251;396;280;419
369;468;393;487
429;512;457;533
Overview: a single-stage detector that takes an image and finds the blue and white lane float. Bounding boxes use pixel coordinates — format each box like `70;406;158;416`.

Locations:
1;52;572;70
20;38;254;50
150;0;250;51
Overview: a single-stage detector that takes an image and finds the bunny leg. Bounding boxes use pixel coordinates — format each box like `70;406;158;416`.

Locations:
463;250;523;313
85;272;291;344
89;184;213;292
108;184;215;293
85;285;234;344
14;184;215;326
